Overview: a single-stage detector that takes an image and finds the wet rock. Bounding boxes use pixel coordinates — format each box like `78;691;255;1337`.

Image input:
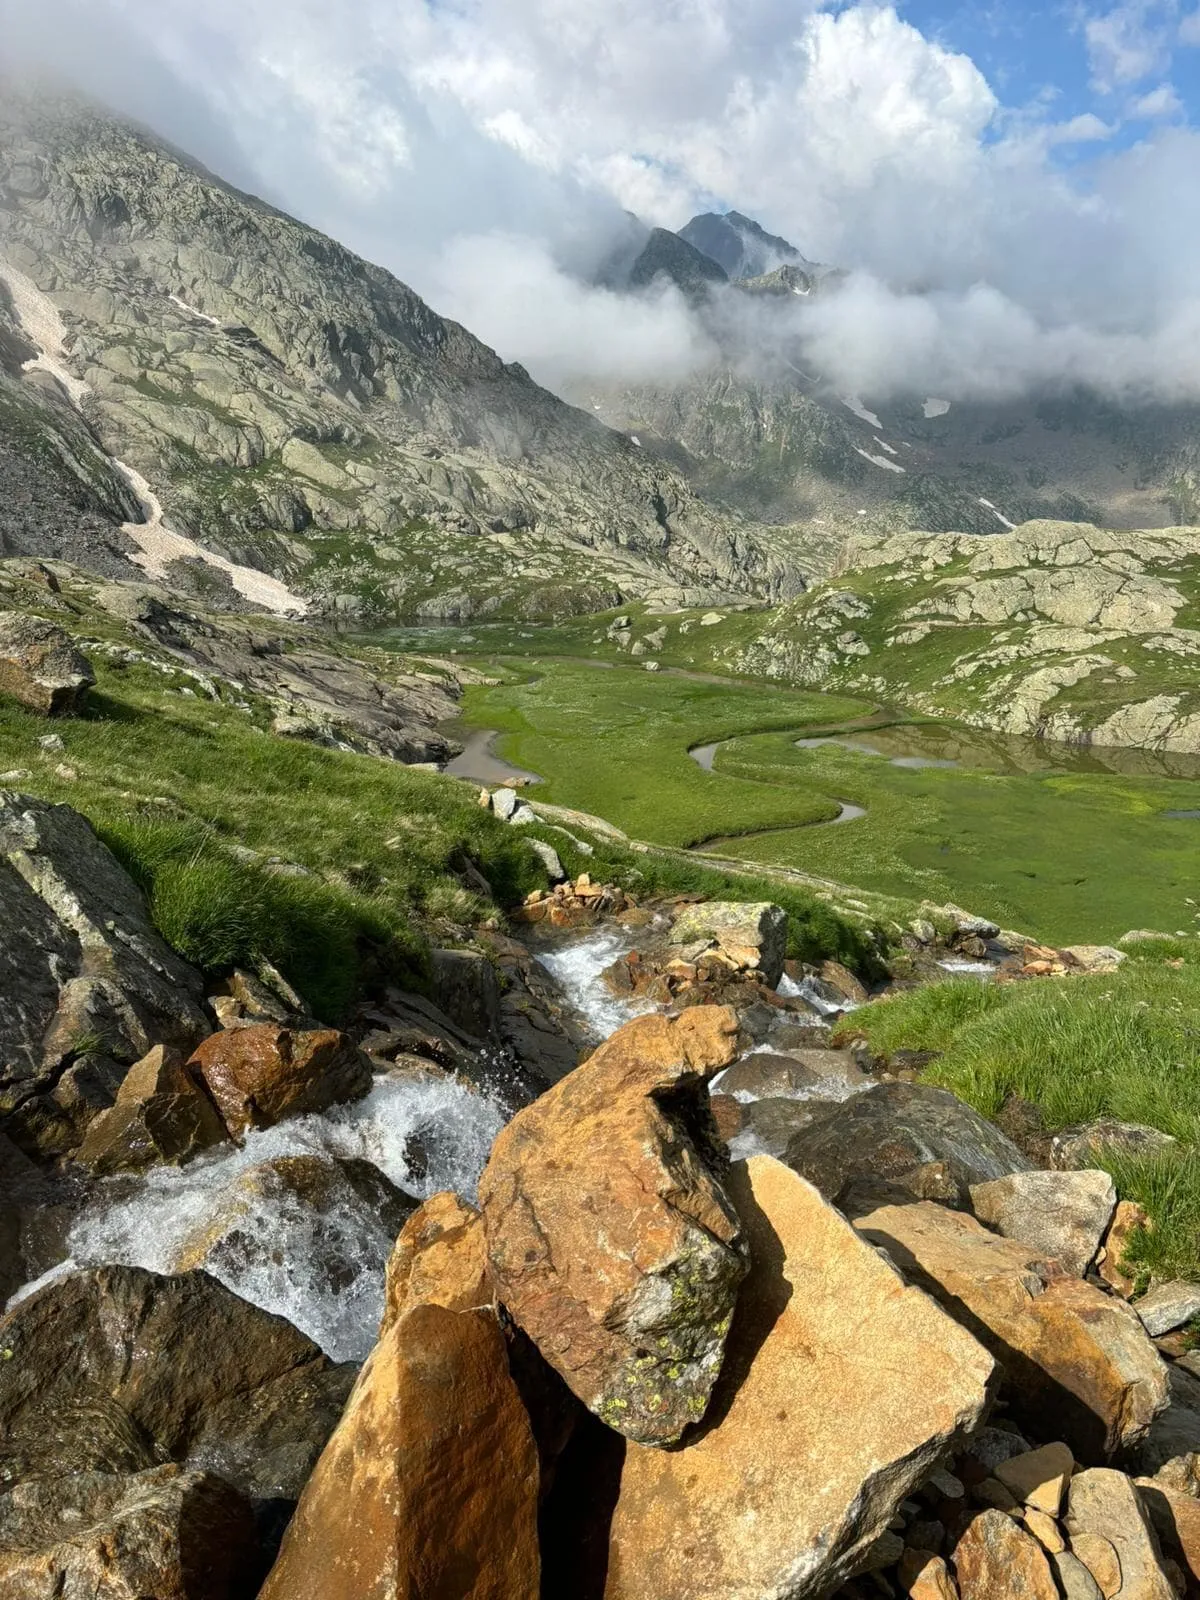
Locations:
0;611;94;715
1066;1469;1175;1600
429;947;502;1038
0;1464;258;1600
668;900;788;986
820;958;870;1005
785;1082;1030;1202
1051;1120;1178;1171
260;1305;540;1600
1098;1200;1150;1297
952;1510;1058;1600
735;1096;819;1158
479;1007;746;1446
969;1170;1117;1277
0;1265;354;1534
1135;1282;1200;1337
382;1190;492;1332
708;1092;743;1142
189;1024;371;1138
855;1200;1169;1459
75;1043;228;1173
599;1157;995;1600
0;793;209;1158
717;1046;866;1100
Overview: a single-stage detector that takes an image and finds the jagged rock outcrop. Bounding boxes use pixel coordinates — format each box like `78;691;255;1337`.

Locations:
0;792;210;1157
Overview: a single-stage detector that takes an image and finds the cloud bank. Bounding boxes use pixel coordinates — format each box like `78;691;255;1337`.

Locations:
6;0;1200;405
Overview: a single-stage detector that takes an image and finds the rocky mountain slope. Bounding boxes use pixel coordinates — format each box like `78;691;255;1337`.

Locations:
0;89;811;622
732;519;1200;753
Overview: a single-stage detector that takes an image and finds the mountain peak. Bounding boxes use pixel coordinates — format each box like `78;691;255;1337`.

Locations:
679;211;807;282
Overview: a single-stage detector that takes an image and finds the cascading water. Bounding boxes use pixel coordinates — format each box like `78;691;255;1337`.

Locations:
534;924;657;1041
38;1073;506;1363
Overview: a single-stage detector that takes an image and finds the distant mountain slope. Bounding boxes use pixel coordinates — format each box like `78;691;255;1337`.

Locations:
628;227;729;301
0;90;810;620
680;211;808;281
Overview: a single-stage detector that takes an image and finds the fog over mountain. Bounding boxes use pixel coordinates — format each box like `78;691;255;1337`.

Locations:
6;0;1200;405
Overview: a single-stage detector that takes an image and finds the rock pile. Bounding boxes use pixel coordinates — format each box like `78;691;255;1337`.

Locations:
515;873;635;928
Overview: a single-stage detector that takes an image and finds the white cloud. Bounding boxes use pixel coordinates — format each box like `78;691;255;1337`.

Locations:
1130;81;1185;115
1084;2;1174;91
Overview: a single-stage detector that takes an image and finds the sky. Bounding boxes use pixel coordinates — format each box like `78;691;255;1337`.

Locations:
6;0;1200;403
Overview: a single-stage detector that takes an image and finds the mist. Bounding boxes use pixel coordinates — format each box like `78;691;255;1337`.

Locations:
5;0;1200;408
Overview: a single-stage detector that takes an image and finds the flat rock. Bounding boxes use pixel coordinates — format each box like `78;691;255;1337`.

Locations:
1051;1120;1178;1171
1066;1469;1175;1600
0;794;209;1157
0;1265;354;1538
1134;1281;1200;1337
479;1007;747;1446
260;1304;540;1600
785;1081;1030;1201
0;1464;257;1600
0;610;94;715
382;1190;492;1332
855;1200;1168;1459
669;900;788;986
189;1024;371;1137
75;1043;228;1173
994;1442;1075;1515
717;1047;866;1100
970;1170;1117;1276
598;1156;995;1600
953;1509;1059;1600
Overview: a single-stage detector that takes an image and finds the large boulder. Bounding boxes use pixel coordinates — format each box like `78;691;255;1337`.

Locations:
1065;1469;1175;1600
188;1024;371;1138
382;1190;492;1333
75;1043;228;1173
479;1007;746;1445
596;1157;995;1600
0;1465;257;1600
260;1304;540;1600
970;1169;1117;1277
0;1265;355;1548
855;1201;1169;1459
166;1154;418;1362
784;1081;1031;1200
669;900;788;986
0;611;94;715
716;1046;867;1101
0;794;210;1157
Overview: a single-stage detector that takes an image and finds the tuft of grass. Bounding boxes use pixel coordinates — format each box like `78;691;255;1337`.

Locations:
840;954;1200;1277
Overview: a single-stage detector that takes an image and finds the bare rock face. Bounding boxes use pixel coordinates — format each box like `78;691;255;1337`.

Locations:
0;794;210;1157
855;1201;1169;1459
0;1464;257;1600
668;901;788;987
260;1304;540;1600
382;1191;492;1333
784;1081;1031;1201
75;1043;228;1173
0;1265;354;1537
969;1169;1117;1277
0;610;94;715
479;1007;746;1445
188;1024;371;1138
599;1157;996;1600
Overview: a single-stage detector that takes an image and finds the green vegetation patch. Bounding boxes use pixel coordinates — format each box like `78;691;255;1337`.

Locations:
840;952;1200;1280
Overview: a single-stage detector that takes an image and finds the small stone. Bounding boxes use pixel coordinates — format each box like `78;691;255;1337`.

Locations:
898;1550;958;1600
1098;1201;1150;1298
1135;1283;1200;1338
37;732;65;752
1052;1551;1105;1600
974;1478;1021;1513
491;787;520;821
528;838;565;881
1068;1534;1123;1599
995;1443;1075;1516
1023;1508;1066;1554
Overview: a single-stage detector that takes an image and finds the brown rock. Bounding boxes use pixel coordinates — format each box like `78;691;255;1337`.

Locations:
598;1157;996;1600
717;1047;867;1100
75;1044;227;1173
708;1091;743;1141
994;1442;1075;1515
1067;1469;1174;1600
1136;1479;1200;1588
1069;1533;1123;1599
1098;1200;1151;1297
820;958;870;1005
899;1550;959;1600
0;611;94;715
969;1170;1116;1277
260;1304;540;1600
479;1007;747;1445
952;1509;1059;1600
1023;1508;1066;1554
855;1201;1168;1459
189;1025;371;1137
0;1464;257;1599
382;1191;492;1333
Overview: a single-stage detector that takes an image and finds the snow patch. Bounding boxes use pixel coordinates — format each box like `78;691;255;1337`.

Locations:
116;460;308;616
0;257;91;404
923;398;951;419
872;437;899;456
168;292;221;328
630;435;642;447
978;497;1017;530
855;447;906;474
840;395;883;429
